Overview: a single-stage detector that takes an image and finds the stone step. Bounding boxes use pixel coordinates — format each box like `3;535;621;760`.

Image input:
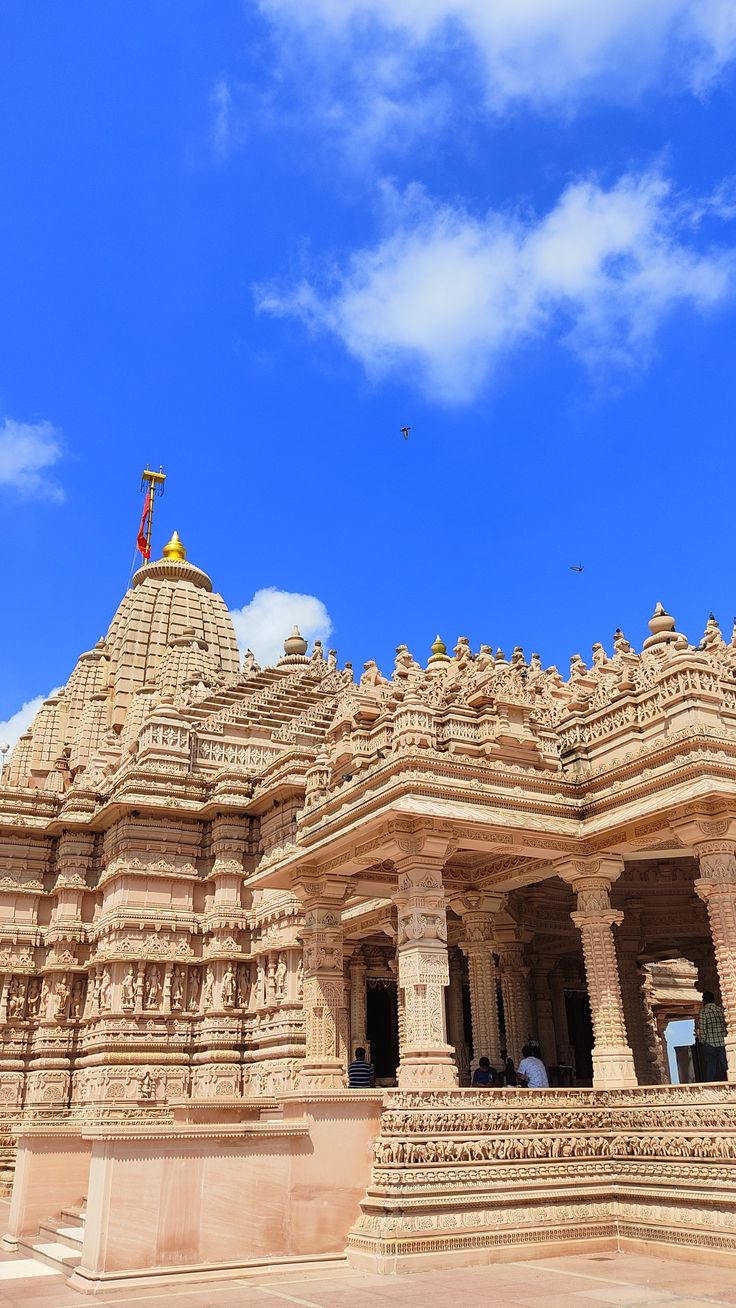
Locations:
17;1237;81;1274
37;1220;84;1251
59;1204;86;1224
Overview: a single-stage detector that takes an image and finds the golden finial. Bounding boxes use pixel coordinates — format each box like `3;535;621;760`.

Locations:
162;530;186;562
428;634;450;665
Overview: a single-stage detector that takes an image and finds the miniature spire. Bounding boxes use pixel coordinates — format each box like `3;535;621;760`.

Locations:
701;613;724;650
162;530;186;562
428;634;451;666
642;601;679;649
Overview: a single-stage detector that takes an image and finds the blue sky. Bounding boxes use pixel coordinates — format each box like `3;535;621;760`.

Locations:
2;1;736;740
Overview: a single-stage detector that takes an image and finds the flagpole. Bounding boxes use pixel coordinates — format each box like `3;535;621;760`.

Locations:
140;466;166;562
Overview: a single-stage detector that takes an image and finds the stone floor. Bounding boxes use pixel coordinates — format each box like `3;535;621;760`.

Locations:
0;1247;734;1308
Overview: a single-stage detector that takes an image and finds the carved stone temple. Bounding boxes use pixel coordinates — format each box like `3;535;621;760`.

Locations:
1;532;736;1291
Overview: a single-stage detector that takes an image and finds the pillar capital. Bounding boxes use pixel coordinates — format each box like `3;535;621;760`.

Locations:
556;853;625;895
670;808;736;851
292;876;351;909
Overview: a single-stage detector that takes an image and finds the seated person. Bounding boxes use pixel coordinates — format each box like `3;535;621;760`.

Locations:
471;1055;494;1086
517;1044;549;1088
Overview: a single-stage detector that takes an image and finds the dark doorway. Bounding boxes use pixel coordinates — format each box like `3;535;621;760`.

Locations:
565;989;594;1084
366;979;399;1081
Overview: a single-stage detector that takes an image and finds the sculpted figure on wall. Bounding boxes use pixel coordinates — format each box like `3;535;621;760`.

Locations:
71;977;85;1018
202;966;215;1011
121;967;136;1011
275;954;287;1001
56;973;72;1018
7;979;25;1021
221;963;236;1008
188;968;201;1012
26;978;41;1018
145;965;162;1010
98;969;111;1013
171;966;184;1011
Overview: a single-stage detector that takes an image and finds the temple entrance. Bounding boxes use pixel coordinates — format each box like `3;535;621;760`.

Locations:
366;978;399;1082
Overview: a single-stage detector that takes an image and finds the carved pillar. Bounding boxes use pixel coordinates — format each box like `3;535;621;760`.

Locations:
693;844;736;1082
296;879;347;1089
393;842;457;1088
550;967;574;1068
530;957;557;1069
559;856;637;1088
348;950;368;1058
453;897;503;1067
497;940;532;1065
447;948;470;1083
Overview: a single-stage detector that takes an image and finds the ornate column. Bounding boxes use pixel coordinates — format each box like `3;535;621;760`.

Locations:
348;949;368;1059
452;894;503;1067
692;844;736;1082
558;856;637;1088
447;947;470;1083
529;956;558;1069
496;937;532;1065
296;878;348;1089
549;967;574;1068
393;837;457;1088
617;905;662;1085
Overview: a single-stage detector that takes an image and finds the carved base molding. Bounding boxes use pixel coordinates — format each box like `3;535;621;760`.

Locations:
346;1085;736;1273
396;1051;459;1089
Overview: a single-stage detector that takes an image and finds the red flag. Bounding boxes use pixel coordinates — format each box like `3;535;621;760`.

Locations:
137;490;151;560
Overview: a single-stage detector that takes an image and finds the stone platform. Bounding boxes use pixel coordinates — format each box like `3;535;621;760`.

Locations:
347;1084;736;1273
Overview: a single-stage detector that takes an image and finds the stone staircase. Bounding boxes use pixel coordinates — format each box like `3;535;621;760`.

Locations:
18;1200;86;1276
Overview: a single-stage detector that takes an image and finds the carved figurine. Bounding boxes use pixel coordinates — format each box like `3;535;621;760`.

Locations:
236;964;249;1009
296;957;304;1001
266;957;277;1005
145;965;162;1010
171;966;184;1011
275;954;287;1001
221;963;236;1008
256;960;266;1007
7;978;25;1021
140;1070;154;1100
98;968;111;1012
55;972;72;1018
202;967;215;1011
26;978;42;1018
121;966;136;1011
71;978;85;1018
188;968;201;1012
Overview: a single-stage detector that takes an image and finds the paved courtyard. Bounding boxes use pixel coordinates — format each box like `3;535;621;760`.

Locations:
0;1245;734;1308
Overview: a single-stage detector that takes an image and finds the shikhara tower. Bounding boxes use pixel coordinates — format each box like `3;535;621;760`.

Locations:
1;530;736;1286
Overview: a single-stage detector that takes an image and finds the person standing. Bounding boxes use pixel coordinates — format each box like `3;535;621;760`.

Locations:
697;991;728;1082
517;1044;549;1088
347;1046;375;1088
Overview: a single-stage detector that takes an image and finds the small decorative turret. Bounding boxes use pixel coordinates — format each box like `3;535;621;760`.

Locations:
162;530;186;562
428;634;450;667
278;626;310;666
642;601;682;650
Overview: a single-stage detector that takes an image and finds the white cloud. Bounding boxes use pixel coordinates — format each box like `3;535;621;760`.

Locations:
0;417;65;501
257;172;736;402
230;587;333;668
210;78;233;160
261;0;736;113
0;690;60;757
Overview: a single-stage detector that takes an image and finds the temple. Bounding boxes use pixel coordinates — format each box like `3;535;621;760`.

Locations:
1;531;736;1292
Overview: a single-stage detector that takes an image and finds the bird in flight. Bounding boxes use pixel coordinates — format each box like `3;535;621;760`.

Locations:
570;563;584;573
401;426;410;441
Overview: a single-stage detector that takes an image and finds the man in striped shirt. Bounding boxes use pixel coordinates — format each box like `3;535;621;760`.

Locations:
347;1047;375;1088
697;991;728;1082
